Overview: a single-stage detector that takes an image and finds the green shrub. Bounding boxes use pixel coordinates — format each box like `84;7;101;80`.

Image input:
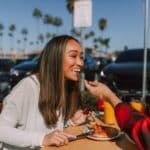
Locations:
81;90;98;111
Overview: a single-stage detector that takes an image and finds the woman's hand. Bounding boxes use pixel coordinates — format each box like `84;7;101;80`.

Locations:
42;130;76;147
84;80;103;99
71;109;89;125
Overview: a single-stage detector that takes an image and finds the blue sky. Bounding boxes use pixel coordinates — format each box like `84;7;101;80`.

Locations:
0;0;150;53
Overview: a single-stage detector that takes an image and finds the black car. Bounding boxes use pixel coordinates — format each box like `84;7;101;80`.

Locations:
84;53;112;81
100;48;150;97
0;59;15;100
10;55;39;87
0;58;15;72
93;56;112;71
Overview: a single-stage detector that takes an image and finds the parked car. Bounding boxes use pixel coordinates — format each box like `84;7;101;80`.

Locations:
84;53;98;81
84;53;112;81
0;59;15;101
93;56;112;71
100;48;150;97
0;73;11;101
10;55;39;87
0;58;15;72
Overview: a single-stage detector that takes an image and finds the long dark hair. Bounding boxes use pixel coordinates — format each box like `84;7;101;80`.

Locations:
37;35;82;127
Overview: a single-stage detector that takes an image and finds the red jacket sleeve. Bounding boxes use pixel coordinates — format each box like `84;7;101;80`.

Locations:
115;102;150;150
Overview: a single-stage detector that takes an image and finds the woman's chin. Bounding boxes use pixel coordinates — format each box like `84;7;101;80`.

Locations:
66;77;79;81
72;78;79;81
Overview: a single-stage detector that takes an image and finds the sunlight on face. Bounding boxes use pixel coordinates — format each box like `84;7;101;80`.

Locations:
63;40;84;81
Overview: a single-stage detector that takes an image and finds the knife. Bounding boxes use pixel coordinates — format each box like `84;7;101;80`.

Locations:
68;128;94;142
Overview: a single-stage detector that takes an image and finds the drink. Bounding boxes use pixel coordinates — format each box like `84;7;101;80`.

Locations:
130;100;145;113
104;101;116;125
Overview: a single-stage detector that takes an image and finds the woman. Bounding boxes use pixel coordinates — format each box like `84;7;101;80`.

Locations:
0;35;88;149
85;80;150;150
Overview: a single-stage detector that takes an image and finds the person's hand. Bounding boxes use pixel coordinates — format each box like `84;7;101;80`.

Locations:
42;130;76;147
71;109;89;125
84;80;111;100
84;80;122;107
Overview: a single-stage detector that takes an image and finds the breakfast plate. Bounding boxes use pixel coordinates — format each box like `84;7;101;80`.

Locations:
87;123;121;141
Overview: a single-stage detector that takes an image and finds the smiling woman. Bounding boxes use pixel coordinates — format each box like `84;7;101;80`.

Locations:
0;35;89;149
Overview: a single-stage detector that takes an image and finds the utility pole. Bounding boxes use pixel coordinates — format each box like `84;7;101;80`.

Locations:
80;27;85;91
142;0;149;102
73;0;92;91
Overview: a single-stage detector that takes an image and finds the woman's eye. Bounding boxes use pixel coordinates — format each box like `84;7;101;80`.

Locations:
80;56;84;60
70;55;76;58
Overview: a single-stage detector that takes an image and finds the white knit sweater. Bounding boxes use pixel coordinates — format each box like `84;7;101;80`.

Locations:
0;75;64;150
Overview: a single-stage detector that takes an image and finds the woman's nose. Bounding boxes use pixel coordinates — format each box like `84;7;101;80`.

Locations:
77;57;84;67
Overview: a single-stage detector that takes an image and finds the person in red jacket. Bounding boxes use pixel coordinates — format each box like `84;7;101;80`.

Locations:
84;80;150;150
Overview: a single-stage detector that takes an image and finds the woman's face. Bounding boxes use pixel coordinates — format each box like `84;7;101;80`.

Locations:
64;40;84;81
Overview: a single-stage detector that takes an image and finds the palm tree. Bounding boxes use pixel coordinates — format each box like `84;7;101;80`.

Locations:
37;33;44;50
8;24;16;51
17;39;21;52
35;40;39;50
99;38;110;53
33;8;42;39
66;0;74;14
0;23;4;52
21;28;28;53
99;18;107;42
89;31;95;37
94;44;98;50
84;30;95;40
29;41;34;51
43;14;53;42
99;18;107;33
70;28;80;38
43;14;53;32
66;0;75;34
93;37;101;51
45;32;51;42
53;17;63;34
98;18;107;52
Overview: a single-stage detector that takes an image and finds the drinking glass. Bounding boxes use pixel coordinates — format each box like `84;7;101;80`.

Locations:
130;100;145;113
104;101;116;125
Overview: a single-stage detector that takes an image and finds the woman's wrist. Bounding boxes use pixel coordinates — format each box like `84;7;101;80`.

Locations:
101;89;122;108
109;93;122;108
65;119;76;128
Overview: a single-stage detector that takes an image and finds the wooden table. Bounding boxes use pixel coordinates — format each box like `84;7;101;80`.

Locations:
42;118;138;150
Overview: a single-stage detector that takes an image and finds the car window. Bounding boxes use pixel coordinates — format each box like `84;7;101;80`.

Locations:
0;59;15;71
0;59;14;65
116;49;150;63
32;55;40;62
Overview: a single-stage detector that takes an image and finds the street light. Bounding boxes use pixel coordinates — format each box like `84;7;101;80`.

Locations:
142;0;149;102
73;0;92;91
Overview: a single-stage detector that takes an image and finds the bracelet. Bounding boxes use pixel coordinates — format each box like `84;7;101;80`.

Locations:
65;119;76;128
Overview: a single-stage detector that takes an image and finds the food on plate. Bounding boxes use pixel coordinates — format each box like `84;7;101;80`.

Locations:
88;122;108;138
88;122;119;139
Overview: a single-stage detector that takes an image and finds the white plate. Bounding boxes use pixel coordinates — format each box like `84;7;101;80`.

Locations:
87;132;121;141
87;126;121;141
